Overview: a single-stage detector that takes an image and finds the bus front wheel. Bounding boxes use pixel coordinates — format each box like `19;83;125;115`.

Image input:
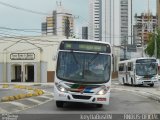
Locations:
96;104;103;108
149;84;154;87
56;101;64;108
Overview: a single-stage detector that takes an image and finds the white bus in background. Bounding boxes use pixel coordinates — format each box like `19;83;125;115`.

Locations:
118;57;159;87
53;39;112;108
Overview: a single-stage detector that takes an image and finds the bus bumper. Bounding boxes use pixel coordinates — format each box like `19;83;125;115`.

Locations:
136;79;158;85
54;86;110;105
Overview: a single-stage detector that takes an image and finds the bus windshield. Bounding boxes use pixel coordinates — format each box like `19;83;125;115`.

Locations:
136;63;157;76
56;51;111;83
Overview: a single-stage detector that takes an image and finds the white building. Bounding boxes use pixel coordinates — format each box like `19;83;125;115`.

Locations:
134;13;157;45
88;0;101;41
120;0;132;45
89;0;132;46
101;0;120;46
119;0;132;60
89;0;132;71
0;36;65;83
41;4;74;37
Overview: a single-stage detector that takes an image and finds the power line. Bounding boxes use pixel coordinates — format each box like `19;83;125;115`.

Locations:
0;26;125;41
0;30;60;45
0;26;41;33
0;43;59;54
0;26;73;36
0;1;49;15
0;24;127;44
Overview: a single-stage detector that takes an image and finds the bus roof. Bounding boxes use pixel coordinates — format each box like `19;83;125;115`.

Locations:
61;39;111;46
119;57;157;64
59;39;112;53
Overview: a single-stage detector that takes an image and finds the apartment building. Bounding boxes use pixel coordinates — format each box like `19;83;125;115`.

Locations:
41;4;74;37
88;0;101;41
134;13;157;45
120;0;132;45
157;0;160;28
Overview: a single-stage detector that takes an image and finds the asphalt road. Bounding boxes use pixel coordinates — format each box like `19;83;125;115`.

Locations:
15;89;160;120
1;81;160;120
0;89;27;98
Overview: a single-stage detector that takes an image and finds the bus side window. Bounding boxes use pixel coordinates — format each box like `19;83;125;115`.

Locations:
128;62;133;71
119;63;124;71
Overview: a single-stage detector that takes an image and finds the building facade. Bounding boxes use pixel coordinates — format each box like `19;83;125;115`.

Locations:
0;36;65;83
41;4;74;37
134;13;157;45
101;0;121;46
89;0;132;46
120;0;132;45
88;0;101;41
89;0;132;71
82;27;88;39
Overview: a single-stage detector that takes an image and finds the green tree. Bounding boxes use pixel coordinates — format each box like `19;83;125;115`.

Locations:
145;29;160;59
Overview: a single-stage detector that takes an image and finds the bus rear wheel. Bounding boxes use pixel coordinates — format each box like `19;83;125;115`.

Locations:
56;101;64;108
123;78;125;85
131;79;133;86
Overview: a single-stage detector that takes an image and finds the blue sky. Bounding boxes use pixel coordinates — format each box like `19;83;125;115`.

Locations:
0;0;156;35
134;0;156;15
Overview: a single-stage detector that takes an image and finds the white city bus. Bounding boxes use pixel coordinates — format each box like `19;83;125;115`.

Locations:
53;39;112;108
118;57;159;87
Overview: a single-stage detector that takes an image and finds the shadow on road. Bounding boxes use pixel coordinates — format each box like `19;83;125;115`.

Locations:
57;102;106;111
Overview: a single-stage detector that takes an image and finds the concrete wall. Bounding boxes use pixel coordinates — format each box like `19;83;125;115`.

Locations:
41;61;47;82
0;63;3;82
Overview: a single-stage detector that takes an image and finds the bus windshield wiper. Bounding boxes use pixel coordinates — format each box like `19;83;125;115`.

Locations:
88;52;100;65
70;50;79;64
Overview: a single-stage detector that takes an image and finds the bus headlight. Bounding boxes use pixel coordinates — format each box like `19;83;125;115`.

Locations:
56;83;67;93
59;86;66;92
152;76;158;80
96;87;110;95
136;76;141;80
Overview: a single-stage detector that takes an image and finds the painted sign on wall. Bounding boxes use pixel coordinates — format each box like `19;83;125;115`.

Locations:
10;53;35;60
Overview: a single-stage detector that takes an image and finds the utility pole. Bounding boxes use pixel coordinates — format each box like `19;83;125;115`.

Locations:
65;17;70;39
141;30;144;57
123;36;127;60
131;0;133;45
154;29;157;58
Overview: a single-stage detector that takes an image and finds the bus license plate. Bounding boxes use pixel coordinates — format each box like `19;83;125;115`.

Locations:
97;98;106;101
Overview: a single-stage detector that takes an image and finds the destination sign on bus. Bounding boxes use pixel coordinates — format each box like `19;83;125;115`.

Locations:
60;41;111;53
136;59;156;63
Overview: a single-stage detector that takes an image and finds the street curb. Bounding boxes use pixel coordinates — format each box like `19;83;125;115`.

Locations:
0;83;54;86
0;85;45;102
141;91;160;102
112;88;160;103
10;90;54;114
